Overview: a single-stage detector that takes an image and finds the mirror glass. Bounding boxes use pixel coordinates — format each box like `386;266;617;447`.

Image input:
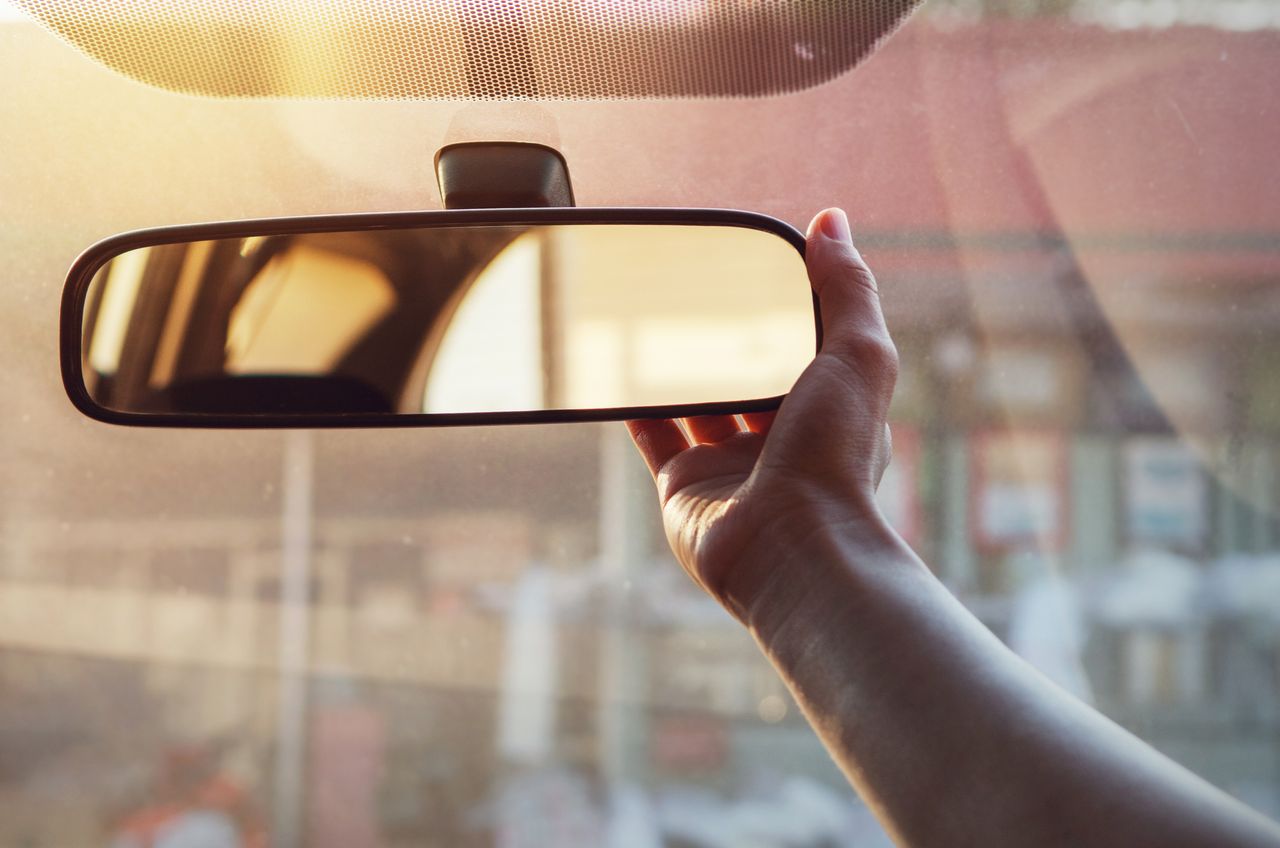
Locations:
77;223;815;419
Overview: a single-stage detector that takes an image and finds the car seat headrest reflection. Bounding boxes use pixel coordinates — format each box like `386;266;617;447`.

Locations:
78;223;815;419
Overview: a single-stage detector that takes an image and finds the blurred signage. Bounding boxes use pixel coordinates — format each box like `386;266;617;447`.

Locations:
971;431;1068;551
1125;438;1207;547
876;424;922;546
426;512;532;584
979;348;1061;409
976;346;1081;424
652;714;728;772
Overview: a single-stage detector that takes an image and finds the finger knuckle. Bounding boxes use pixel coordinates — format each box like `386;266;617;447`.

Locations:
827;331;898;376
815;252;878;296
850;263;880;295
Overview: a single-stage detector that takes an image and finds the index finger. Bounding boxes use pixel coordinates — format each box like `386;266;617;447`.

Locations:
625;419;690;479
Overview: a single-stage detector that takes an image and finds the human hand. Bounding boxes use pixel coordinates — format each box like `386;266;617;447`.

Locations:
630;210;1280;848
626;208;901;629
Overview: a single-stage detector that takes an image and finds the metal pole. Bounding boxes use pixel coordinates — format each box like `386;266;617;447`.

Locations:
597;424;650;785
273;430;314;848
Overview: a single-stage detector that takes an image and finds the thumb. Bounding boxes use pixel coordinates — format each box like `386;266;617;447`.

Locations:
805;208;897;376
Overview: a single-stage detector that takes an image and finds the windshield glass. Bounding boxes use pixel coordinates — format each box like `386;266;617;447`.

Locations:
2;1;1279;845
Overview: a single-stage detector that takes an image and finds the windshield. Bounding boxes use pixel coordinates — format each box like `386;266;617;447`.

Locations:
2;1;1279;845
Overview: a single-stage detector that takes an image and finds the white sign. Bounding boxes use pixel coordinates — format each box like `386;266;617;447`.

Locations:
1125;438;1207;547
973;431;1066;550
980;483;1059;541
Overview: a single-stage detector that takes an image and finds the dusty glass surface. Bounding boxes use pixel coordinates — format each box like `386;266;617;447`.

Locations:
2;1;1279;845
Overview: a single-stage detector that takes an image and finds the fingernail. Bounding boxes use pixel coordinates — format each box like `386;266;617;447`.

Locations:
819;208;851;242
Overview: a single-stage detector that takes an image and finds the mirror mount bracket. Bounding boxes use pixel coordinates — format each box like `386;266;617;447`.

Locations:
434;142;576;209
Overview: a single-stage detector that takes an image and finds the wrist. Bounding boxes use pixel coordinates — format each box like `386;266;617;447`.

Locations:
727;505;932;657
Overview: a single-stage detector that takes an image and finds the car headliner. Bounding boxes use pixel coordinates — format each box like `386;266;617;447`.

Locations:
14;0;926;99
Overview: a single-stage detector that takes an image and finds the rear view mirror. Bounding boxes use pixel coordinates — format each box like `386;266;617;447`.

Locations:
61;209;817;427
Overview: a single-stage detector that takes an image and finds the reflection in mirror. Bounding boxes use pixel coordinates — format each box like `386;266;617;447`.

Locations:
78;224;814;418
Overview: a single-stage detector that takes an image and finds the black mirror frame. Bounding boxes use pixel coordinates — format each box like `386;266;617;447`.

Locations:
61;207;819;429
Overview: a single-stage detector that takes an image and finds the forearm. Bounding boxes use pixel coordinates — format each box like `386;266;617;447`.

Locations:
743;519;1280;847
